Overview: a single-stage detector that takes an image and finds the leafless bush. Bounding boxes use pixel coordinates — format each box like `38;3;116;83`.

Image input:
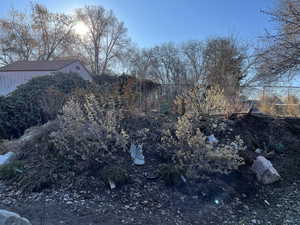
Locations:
50;92;128;169
161;115;244;178
225;96;250;118
174;85;228;117
283;95;300;117
258;95;283;116
174;85;249;118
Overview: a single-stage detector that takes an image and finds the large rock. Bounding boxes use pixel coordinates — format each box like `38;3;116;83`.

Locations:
0;209;31;225
251;156;281;184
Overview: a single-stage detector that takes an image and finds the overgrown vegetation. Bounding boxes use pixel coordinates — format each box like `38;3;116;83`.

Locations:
0;72;90;139
174;85;249;117
160;114;245;179
258;95;300;117
0;161;24;180
50;91;128;169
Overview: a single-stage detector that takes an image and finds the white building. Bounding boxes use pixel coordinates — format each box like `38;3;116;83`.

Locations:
0;59;93;96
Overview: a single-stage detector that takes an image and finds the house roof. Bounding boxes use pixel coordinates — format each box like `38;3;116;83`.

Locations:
0;59;79;72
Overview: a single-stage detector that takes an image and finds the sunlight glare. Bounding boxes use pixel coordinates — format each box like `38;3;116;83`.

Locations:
74;22;89;37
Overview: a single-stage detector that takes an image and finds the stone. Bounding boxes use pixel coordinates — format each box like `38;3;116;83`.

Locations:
251;156;281;184
0;152;16;166
0;209;31;225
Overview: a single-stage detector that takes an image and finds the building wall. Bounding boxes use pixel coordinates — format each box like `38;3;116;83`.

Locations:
58;61;92;81
0;62;92;96
0;71;51;96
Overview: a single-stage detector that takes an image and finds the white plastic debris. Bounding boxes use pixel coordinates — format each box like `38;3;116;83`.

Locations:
180;175;187;183
0;209;32;225
251;156;281;184
0;152;16;166
129;144;145;165
255;148;263;154
264;199;270;206
208;134;218;144
108;179;116;190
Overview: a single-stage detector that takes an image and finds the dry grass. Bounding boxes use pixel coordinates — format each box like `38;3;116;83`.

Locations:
258;95;300;117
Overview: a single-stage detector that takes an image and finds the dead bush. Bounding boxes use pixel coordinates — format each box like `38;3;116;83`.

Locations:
225;96;250;118
101;166;129;187
258;95;283;116
174;85;228;117
283;95;300;117
159;164;185;186
49;92;128;170
160;115;244;179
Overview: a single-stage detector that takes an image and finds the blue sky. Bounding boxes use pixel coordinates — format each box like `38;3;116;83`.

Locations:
1;0;278;48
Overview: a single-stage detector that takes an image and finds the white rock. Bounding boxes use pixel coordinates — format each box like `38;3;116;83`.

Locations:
251;156;281;184
0;209;31;225
0;152;16;166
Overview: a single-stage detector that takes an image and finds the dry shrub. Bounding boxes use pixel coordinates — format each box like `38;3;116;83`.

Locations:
283;95;300;117
2;91;129;192
258;95;283;116
38;88;66;121
161;115;244;178
225;96;250;118
50;92;128;170
174;85;230;117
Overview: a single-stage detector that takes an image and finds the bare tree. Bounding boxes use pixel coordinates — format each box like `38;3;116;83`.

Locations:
182;40;205;84
76;5;129;75
0;9;35;65
31;4;75;60
126;47;155;79
0;4;76;65
149;43;188;84
256;0;300;83
126;38;252;94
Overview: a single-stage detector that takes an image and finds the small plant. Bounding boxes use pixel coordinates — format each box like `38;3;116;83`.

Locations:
0;161;24;180
159;164;185;186
101;166;129;187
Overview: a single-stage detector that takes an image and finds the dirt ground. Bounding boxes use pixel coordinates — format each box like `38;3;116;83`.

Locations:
1;114;300;225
